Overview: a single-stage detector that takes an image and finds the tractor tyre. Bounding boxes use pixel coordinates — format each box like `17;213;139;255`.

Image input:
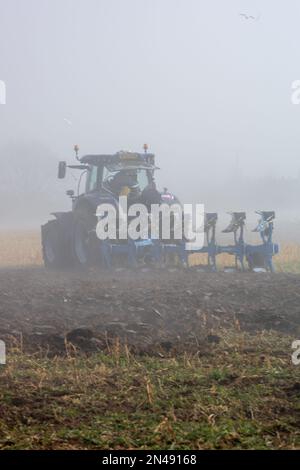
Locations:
42;220;72;269
71;208;99;269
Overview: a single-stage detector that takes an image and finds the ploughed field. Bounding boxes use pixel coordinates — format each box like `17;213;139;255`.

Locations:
0;267;300;354
1;232;300;449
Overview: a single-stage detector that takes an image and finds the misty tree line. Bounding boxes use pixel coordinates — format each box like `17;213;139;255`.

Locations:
0;142;57;194
1;141;299;226
0;142;67;226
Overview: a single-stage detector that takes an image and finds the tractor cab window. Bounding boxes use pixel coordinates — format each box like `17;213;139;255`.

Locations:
136;169;150;191
86;165;98;192
102;166;151;195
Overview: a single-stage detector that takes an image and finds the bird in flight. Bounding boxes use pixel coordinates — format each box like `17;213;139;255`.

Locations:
239;13;260;21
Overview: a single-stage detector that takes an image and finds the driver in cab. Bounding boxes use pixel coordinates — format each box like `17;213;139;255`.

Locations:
109;170;140;201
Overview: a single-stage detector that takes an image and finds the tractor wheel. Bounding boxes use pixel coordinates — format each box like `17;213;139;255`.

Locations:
42;220;72;269
71;209;98;269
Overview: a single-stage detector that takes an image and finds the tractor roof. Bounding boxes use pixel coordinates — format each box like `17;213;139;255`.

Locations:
80;151;155;167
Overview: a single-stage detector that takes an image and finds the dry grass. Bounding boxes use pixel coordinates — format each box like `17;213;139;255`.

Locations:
1;330;300;450
275;243;300;273
0;231;42;267
1;231;300;272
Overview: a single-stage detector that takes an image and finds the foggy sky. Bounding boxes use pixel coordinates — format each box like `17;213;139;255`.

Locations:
1;0;300;205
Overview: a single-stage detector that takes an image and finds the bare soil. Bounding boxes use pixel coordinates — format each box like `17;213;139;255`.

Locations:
0;267;299;355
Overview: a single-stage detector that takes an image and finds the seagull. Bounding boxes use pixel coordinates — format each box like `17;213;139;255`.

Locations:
64;118;72;126
239;13;260;21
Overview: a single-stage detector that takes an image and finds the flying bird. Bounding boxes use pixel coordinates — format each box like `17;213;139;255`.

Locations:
239;13;260;21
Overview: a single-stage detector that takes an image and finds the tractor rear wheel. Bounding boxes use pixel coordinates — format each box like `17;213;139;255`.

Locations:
42;220;72;269
71;209;99;269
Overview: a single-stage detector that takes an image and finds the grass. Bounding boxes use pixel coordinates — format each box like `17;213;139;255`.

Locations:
1;331;300;450
0;231;42;267
274;243;300;273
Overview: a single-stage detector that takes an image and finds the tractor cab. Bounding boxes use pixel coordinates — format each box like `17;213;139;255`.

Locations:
81;151;158;199
58;149;158;200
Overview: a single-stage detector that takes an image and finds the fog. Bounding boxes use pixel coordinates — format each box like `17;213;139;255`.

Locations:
1;0;300;236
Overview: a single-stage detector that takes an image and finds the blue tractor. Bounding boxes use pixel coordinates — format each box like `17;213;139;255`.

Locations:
41;146;181;269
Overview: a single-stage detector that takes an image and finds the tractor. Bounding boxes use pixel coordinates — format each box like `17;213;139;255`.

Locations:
41;146;181;269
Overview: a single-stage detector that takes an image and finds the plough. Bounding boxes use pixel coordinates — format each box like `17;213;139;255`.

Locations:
97;211;279;272
188;210;279;272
